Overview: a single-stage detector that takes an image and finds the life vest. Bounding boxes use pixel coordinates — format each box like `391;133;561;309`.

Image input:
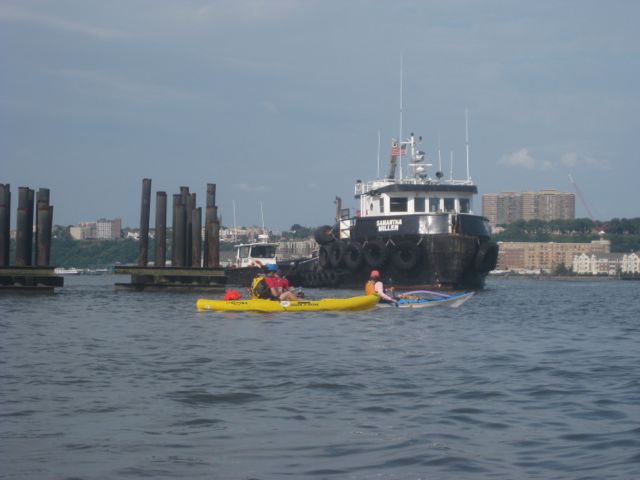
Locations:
251;275;272;299
364;280;376;296
223;289;241;301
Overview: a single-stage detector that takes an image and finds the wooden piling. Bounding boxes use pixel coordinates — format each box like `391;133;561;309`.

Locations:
138;178;151;266
15;187;33;266
191;207;202;267
0;184;10;266
154;191;167;267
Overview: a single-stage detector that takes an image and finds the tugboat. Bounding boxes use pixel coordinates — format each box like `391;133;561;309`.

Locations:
224;234;279;287
289;127;498;290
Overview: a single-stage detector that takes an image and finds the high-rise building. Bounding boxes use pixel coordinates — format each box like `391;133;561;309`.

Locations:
482;189;575;226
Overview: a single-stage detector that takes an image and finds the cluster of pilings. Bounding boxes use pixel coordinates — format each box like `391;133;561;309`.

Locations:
114;179;225;291
0;184;63;291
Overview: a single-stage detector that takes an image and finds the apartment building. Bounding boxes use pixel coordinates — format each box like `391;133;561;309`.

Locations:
482;189;575;226
496;239;610;272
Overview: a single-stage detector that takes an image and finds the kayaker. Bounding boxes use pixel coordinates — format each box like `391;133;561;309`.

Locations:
365;270;398;305
262;264;298;301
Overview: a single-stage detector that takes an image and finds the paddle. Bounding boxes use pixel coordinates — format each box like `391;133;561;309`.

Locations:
399;289;453;299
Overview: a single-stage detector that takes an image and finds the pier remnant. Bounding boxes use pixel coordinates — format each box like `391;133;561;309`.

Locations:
138;178;151;266
0;184;62;292
0;183;10;266
154;191;167;267
115;180;224;291
15;187;33;266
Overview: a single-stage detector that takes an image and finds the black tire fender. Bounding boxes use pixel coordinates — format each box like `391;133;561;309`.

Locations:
474;241;499;273
344;242;364;270
363;239;389;268
391;240;421;270
319;245;331;269
314;225;336;245
328;240;346;268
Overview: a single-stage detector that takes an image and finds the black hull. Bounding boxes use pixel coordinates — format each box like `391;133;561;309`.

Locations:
283;234;497;291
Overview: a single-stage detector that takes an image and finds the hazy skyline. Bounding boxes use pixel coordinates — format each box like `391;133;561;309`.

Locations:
2;0;639;230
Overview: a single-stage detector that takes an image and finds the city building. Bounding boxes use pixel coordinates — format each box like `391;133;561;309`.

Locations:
70;218;122;240
573;251;640;276
482;189;575;226
496;239;610;272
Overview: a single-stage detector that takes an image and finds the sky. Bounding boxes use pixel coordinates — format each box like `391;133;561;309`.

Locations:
2;0;639;230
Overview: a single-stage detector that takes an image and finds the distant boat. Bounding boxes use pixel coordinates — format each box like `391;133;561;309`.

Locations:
54;267;80;275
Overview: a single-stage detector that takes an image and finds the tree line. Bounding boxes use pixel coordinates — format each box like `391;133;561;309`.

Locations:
493;217;640;252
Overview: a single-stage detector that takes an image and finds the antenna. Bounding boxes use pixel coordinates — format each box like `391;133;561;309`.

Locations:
259;200;265;234
438;132;442;172
398;55;404;180
450;151;454;180
377;130;381;178
465;108;471;182
232;199;237;243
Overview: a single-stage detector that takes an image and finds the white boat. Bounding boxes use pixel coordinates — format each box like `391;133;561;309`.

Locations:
377;291;474;309
229;234;278;268
54;267;80;275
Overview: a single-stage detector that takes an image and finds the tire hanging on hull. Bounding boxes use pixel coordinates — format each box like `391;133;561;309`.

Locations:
344;242;364;270
474;241;499;273
391;240;421;270
363;239;388;268
319;244;331;269
328;240;346;268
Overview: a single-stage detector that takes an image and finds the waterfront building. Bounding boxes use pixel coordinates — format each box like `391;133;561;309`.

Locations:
71;218;122;240
572;252;626;275
482;189;575;226
497;239;610;272
621;252;640;274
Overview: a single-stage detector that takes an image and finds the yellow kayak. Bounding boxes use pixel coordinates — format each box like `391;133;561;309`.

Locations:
196;295;379;312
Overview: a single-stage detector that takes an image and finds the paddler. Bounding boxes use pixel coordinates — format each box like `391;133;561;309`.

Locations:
365;270;398;306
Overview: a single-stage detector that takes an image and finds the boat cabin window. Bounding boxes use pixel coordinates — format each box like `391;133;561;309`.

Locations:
414;197;426;212
459;198;470;213
444;198;455;212
251;245;276;257
238;246;251;258
429;197;439;212
390;197;408;213
379;198;384;213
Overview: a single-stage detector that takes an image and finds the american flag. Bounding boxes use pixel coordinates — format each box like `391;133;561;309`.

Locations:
390;142;406;157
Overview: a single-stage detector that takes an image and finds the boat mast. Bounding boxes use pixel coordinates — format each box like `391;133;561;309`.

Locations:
398;55;403;180
450;151;454;181
377;130;381;178
232;199;237;243
438;133;442;173
260;200;265;236
465;108;471;182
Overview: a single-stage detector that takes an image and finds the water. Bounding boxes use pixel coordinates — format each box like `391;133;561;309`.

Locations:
1;276;639;479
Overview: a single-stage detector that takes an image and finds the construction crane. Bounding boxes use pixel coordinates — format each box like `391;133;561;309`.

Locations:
568;174;607;235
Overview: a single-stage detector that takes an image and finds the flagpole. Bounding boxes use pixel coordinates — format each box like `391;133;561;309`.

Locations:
398;55;403;180
377;130;381;178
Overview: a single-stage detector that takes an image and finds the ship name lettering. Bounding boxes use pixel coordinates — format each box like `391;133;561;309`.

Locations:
376;219;402;232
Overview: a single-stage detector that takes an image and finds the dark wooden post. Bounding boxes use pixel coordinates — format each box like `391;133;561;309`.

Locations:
154;191;167;267
204;183;217;267
15;187;33;266
0;184;10;266
138;178;152;266
172;194;186;267
191;207;202;267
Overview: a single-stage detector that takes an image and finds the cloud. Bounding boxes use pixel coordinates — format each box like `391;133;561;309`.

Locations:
500;148;537;169
0;5;129;39
236;183;268;192
49;69;195;104
561;152;611;171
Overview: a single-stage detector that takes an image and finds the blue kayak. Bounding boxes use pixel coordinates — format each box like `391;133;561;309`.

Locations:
377;291;474;309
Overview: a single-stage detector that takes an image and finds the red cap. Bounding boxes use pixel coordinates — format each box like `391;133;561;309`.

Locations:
370;270;380;278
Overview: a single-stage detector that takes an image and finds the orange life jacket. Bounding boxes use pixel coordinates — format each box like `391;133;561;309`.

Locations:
364;280;376;296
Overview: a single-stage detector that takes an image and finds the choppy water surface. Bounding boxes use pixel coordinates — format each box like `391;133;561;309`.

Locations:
1;276;639;479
